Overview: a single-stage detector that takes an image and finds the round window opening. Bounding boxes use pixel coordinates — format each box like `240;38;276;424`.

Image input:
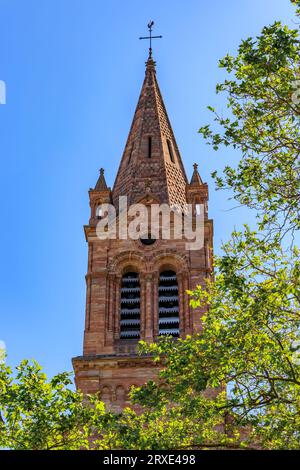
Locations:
140;234;156;246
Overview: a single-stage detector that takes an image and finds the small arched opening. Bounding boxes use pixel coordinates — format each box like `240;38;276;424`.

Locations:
120;272;141;339
158;270;179;337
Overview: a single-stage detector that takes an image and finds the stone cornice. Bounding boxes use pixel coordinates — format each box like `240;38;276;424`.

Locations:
72;354;158;370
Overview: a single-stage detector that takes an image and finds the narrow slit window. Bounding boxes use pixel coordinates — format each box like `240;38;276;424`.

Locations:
128;144;134;164
148;136;152;158
195;203;201;216
167;139;175;163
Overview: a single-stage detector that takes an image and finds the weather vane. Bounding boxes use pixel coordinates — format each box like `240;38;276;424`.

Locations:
139;21;162;59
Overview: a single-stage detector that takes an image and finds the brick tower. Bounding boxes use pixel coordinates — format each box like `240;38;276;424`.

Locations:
72;52;213;411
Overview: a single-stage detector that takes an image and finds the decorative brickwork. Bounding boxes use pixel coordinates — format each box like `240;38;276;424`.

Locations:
112;57;188;211
72;54;214;411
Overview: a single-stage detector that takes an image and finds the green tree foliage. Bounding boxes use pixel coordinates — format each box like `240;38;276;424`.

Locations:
0;360;107;449
117;0;300;449
200;17;300;235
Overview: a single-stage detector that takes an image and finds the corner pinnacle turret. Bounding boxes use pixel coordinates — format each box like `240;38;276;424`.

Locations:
95;168;108;191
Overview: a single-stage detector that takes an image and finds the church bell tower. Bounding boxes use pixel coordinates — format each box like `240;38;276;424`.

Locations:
72;37;213;410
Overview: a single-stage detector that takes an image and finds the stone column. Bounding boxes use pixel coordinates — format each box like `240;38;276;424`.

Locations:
145;274;153;342
107;274;115;332
152;273;159;340
177;273;185;336
139;275;146;340
105;273;115;347
114;275;121;340
84;274;92;331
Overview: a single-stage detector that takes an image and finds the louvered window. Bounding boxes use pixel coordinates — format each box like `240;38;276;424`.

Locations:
158;270;179;337
120;272;140;339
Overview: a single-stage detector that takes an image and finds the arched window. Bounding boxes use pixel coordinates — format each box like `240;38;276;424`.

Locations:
158;270;179;337
96;204;103;219
120;272;141;339
101;386;111;403
128;143;134;164
115;385;126;404
193;196;202;216
195;203;201;216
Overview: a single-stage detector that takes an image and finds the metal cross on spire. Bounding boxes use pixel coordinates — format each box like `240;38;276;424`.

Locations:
139;21;162;59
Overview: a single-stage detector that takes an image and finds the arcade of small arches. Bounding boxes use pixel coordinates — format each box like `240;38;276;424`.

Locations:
100;384;131;406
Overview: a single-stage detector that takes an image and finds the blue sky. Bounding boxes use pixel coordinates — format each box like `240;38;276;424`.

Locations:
0;0;296;378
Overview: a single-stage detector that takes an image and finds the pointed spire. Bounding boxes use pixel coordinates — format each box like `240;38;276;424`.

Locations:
112;56;188;210
145;51;156;69
95;168;108;191
190;163;203;186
